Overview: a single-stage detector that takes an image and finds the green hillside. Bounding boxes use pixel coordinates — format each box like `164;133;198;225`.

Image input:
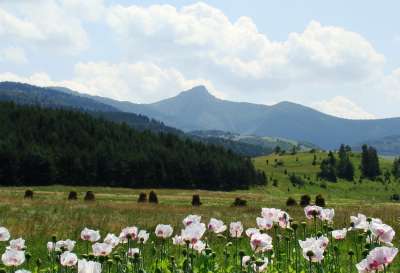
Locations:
0;102;265;190
252;151;399;203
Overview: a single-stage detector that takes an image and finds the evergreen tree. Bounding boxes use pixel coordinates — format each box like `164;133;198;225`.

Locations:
392;158;400;179
318;151;337;182
337;144;354;181
360;144;381;179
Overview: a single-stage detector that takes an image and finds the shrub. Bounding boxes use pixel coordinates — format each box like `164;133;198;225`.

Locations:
68;191;78;200
138;192;147;203
149;191;158;204
192;194;202;206
320;182;327;189
24;190;33;199
315;194;326;207
390;194;400;201
84;191;95;201
286;197;297;206
275;160;284;167
289;174;306;187
232;197;247;207
300;194;311;207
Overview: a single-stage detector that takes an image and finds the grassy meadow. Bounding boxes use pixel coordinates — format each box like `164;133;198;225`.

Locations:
0;151;399;271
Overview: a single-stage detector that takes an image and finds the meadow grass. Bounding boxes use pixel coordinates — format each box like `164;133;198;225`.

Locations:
0;152;399;271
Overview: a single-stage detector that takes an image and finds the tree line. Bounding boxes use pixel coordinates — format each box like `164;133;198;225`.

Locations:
0;102;266;190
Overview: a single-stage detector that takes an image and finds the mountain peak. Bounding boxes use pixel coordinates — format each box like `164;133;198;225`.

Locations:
179;85;215;99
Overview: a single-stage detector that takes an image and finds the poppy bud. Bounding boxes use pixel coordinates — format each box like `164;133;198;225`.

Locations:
348;250;355;256
306;250;314;257
238;250;245;257
291;222;299;230
52;235;57;243
25;252;32;261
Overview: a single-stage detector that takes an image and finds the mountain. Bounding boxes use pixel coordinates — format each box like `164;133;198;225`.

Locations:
0;82;271;156
0;82;181;135
353;135;400;156
87;85;400;150
3;82;400;153
0;102;265;189
0;81;118;112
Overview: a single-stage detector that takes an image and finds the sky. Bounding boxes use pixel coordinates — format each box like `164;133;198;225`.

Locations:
0;0;399;119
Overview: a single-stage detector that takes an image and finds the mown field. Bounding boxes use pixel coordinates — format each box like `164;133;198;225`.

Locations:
0;151;399;271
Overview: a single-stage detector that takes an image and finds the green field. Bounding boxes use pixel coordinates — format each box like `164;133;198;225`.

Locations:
0;151;399;271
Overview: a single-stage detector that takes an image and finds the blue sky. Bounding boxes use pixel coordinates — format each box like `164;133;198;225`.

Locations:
0;0;399;119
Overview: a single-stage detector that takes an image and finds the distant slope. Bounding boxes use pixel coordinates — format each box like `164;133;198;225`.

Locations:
354;135;400;156
0;102;265;189
189;132;273;157
0;82;181;135
0;81;118;112
88;85;400;149
190;130;318;152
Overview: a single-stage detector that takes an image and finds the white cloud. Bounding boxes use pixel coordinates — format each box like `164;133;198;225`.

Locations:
0;72;88;92
106;2;385;95
0;62;217;103
61;0;106;22
73;61;216;102
0;47;28;64
383;68;400;101
312;96;376;119
0;0;89;55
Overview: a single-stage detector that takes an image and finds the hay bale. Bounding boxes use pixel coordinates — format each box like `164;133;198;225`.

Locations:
286;197;297;206
68;191;78;200
149;191;158;204
84;191;95;201
24;190;34;199
232;197;247;207
137;192;147;203
191;194;202;206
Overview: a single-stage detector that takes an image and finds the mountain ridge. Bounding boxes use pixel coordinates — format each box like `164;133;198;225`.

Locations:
3;81;400;152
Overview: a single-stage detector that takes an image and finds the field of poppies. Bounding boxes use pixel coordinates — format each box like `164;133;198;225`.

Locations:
0;186;398;273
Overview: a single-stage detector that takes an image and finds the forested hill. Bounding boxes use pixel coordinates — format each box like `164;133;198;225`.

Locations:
0;102;265;190
0;82;181;135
